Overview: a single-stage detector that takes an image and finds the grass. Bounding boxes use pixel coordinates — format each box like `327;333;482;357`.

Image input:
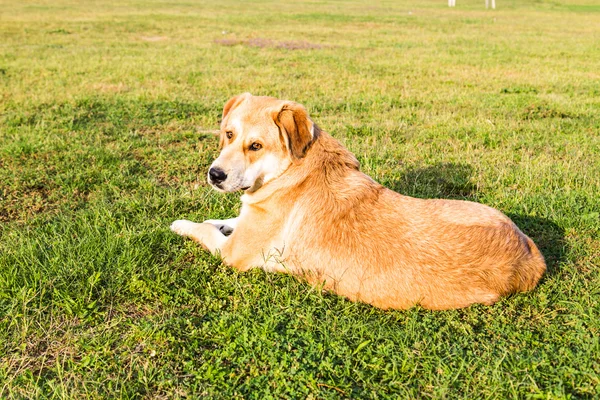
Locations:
1;0;599;397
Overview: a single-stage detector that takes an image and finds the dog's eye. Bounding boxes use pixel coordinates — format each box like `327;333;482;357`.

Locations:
249;142;262;151
226;131;233;139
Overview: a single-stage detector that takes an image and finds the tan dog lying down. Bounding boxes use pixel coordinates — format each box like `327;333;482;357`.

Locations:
171;93;546;310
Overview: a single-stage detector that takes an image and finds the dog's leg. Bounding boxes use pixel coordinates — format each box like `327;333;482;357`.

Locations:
202;217;239;236
170;220;227;255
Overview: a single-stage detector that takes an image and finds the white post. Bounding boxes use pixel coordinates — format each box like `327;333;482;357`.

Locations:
491;0;496;9
448;0;456;7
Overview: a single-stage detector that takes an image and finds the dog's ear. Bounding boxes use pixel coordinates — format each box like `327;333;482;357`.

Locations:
274;102;318;160
221;93;251;124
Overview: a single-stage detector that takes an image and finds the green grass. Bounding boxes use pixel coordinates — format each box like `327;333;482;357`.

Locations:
1;0;599;397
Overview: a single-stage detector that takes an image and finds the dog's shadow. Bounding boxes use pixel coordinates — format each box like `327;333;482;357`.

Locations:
385;162;478;201
385;162;566;276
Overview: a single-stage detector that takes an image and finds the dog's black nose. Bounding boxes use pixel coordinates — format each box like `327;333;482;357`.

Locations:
209;167;227;184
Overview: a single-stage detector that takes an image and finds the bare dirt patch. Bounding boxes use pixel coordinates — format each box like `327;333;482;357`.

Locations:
214;38;243;46
214;37;324;50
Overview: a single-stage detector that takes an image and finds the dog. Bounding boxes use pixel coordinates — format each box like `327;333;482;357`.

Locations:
171;93;546;310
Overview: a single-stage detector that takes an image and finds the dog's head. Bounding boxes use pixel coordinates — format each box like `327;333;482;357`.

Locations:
208;93;318;193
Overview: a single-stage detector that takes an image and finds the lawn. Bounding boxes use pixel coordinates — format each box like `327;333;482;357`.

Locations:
1;0;599;397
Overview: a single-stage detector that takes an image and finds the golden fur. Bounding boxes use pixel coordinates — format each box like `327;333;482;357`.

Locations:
171;94;546;310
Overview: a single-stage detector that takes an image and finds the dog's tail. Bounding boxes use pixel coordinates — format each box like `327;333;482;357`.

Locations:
512;236;547;293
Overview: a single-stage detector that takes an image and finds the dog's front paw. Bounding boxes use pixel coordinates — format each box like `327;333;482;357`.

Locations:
170;219;199;237
217;225;234;236
203;219;234;236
